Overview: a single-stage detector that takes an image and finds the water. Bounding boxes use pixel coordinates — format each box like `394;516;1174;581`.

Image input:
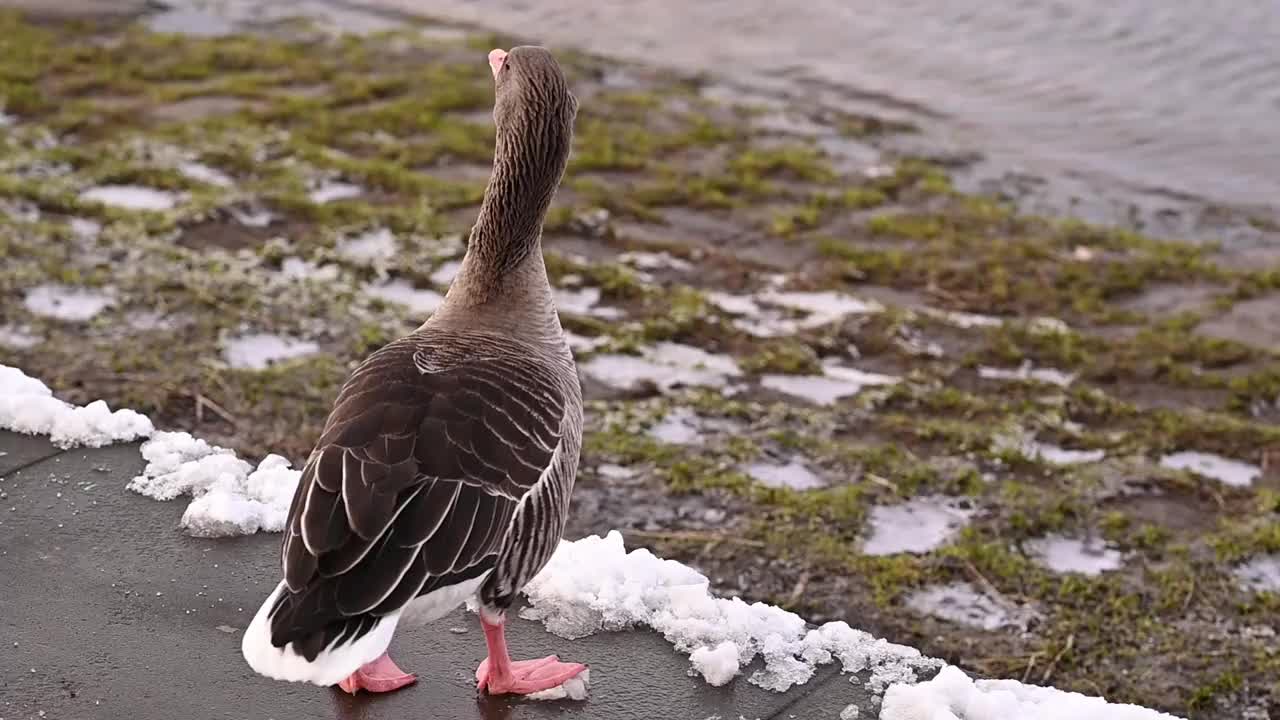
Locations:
370;0;1280;213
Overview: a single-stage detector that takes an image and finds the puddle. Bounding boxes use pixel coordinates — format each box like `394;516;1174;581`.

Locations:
0;325;41;349
308;181;362;204
978;362;1076;388
223;333;320;370
906;582;1036;632
580;342;740;392
862;496;975;556
178;161;234;188
648;407;703;444
23;284;114;321
1159;451;1261;487
337;228;397;265
1028;535;1123;576
742;459;825;490
994;432;1105;465
761;364;898;405
1235;555;1280;592
364;279;444;316
554;287;623;319
80;185;178;211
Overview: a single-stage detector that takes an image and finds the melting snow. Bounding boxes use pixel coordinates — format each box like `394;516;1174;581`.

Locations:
338;227;397;265
555;286;623;319
708;290;882;337
1159;451;1260;487
280;257;340;281
1029;535;1123;576
521;531;940;692
68;218;102;238
177;161;234;188
618;251;694;273
906;583;1035;632
365;279;443;316
743;459;825;490
1234;555;1280;592
223;333;320;370
0;365;153;448
880;664;1185;720
308;181;362;204
430;259;463;287
994;432;1105;465
648;408;703;444
761;364;898;405
863;496;974;556
564;331;607;355
978;362;1076;388
918;307;1004;329
128;431;300;537
0;325;41;349
24;284;114;321
229;206;274;228
580;342;740;392
80;185;178;211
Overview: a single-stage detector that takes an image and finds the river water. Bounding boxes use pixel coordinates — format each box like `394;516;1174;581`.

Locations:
363;0;1280;216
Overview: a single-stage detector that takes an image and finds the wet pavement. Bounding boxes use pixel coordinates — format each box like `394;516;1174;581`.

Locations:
0;430;877;719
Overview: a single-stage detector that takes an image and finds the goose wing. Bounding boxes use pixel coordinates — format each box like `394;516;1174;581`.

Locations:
269;335;567;656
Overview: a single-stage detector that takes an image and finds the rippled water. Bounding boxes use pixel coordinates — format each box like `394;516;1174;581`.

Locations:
371;0;1280;210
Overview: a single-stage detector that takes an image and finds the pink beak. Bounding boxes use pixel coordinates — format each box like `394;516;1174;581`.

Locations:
488;48;507;79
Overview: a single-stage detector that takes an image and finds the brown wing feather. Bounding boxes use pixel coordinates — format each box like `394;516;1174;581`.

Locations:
270;332;568;656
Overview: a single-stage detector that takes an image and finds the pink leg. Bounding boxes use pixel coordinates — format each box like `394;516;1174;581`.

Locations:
336;653;417;694
474;611;587;695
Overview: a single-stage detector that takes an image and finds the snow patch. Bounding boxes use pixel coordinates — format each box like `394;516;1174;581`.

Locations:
80;185;178;211
128;432;301;537
994;432;1104;465
648;407;703;444
338;227;397;265
521;531;939;693
365;279;443;316
978;362;1076;388
689;641;740;686
308;181;362;204
863;496;974;556
906;583;1035;632
555;286;623;319
581;342;740;392
430;259;463;287
880;664;1185;720
1159;451;1260;488
0;325;41;349
178;161;234;188
280;257;340;281
761;364;898;405
24;284;114;322
743;459;825;490
1029;535;1123;576
1234;555;1280;593
0;365;153;448
223;333;320;370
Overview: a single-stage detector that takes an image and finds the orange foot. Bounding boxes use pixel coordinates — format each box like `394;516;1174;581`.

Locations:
475;654;587;695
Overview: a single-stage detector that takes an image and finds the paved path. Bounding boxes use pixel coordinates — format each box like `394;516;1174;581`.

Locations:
0;431;877;719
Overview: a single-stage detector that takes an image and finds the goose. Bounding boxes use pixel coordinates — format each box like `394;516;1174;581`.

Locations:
241;45;587;697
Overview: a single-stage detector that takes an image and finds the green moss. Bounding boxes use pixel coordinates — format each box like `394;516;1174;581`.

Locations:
740;340;821;375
